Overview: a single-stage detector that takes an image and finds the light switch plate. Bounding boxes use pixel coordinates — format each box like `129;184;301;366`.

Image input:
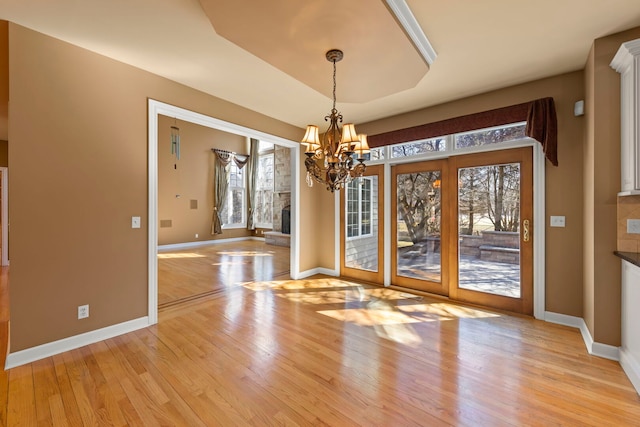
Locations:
132;216;141;229
628;219;640;234
550;216;565;227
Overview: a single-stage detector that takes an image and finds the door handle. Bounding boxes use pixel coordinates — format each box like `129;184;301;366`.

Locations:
523;219;530;242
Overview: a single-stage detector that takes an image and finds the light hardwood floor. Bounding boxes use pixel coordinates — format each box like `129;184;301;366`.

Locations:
1;245;640;425
158;240;290;307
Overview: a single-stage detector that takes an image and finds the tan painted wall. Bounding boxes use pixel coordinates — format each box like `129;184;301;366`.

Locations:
357;71;586;317
8;24;302;352
584;26;640;345
157;115;250;246
297;148;336;272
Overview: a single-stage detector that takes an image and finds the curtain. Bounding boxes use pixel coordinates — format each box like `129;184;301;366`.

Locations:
367;97;558;166
246;138;260;230
525;98;558;166
211;151;232;234
233;155;249;170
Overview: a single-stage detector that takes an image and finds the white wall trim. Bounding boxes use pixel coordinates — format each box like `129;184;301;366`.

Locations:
0;167;8;266
148;99;300;322
297;267;339;280
290;144;301;279
545;311;620;361
620;349;640;394
533;144;546;319
383;162;392;287
5;317;149;369
158;236;263;252
385;0;437;65
544;311;584;328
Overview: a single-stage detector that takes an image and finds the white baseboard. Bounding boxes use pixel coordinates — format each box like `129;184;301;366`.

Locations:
620;348;640;394
5;317;149;369
545;311;620;361
295;267;339;280
544;311;584;328
158;236;262;252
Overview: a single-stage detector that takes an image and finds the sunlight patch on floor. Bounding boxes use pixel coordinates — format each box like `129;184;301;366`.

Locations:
157;253;207;259
244;278;354;291
318;307;425;326
216;251;274;257
364;288;422;300
210;260;249;267
399;303;500;319
274;290;364;304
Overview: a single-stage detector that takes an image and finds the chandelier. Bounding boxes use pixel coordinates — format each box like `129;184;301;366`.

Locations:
301;49;370;192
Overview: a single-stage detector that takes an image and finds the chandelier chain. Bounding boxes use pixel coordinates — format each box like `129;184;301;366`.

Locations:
332;57;337;112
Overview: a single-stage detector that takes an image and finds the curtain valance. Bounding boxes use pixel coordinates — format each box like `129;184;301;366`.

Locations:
368;97;558;166
212;148;250;169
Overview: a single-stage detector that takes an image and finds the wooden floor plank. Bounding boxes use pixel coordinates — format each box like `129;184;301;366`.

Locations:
6;364;36;425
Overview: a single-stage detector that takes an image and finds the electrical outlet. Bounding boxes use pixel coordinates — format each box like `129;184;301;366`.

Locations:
550;216;565;227
628;219;640;234
131;216;141;229
195;233;199;238
78;304;89;319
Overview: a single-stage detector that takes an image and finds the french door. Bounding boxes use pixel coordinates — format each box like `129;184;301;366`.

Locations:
391;159;450;295
448;148;533;314
388;147;533;314
340;165;384;284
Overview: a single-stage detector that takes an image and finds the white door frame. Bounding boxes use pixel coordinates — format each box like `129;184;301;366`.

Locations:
147;99;301;325
1;167;8;266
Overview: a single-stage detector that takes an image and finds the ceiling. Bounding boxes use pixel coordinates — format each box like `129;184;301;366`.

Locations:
3;0;640;130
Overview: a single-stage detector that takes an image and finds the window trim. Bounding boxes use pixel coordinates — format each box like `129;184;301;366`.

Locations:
345;176;374;241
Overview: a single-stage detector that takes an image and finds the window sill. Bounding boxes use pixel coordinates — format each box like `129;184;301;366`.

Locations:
222;224;247;230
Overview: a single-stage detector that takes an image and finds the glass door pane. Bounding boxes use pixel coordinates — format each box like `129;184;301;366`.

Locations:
340;165;383;284
345;176;378;272
396;170;442;282
457;163;521;298
450;147;533;315
391;160;449;295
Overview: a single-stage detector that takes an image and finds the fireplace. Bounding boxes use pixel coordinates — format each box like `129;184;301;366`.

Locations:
281;205;290;234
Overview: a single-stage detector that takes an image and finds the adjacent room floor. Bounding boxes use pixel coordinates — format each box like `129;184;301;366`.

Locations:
158;239;290;308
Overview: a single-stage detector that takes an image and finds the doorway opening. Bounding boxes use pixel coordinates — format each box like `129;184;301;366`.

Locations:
148;100;300;324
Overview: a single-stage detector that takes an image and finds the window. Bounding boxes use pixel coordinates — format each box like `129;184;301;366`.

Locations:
454;122;526;149
369;147;385;161
346;177;372;239
385;122;528;160
220;162;246;227
255;148;274;228
391;137;447;157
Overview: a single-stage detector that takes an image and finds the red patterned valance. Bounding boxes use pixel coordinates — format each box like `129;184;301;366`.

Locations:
368;97;558;166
